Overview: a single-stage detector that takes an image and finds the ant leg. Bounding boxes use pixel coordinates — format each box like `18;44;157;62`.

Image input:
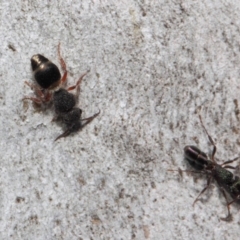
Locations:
193;176;212;206
54;129;71;141
25;81;36;90
67;71;89;91
25;81;44;98
227;195;240;208
219;188;232;221
23;81;43;104
24;81;52;103
220;157;239;170
58;43;68;85
81;110;100;128
224;157;239;164
23;94;52;104
52;114;61;122
68;71;90;103
199;115;217;163
22;97;42;104
167;169;205;174
60;72;68;85
44;91;52;102
58;43;67;72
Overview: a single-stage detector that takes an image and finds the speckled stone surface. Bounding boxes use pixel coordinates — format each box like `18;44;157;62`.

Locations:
1;1;240;239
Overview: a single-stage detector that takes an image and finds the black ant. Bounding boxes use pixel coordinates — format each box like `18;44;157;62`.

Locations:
23;44;100;141
170;115;240;221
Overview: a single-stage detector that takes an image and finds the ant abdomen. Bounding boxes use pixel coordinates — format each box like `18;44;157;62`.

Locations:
184;145;209;170
31;54;61;89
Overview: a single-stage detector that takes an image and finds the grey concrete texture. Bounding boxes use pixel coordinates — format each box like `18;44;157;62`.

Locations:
0;0;240;239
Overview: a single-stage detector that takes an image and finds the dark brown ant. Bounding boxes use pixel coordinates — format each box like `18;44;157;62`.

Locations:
170;115;240;221
23;44;100;141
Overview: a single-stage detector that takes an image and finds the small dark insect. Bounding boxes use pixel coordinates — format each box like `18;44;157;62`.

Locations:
170;115;240;221
23;44;67;104
52;76;100;141
23;44;100;141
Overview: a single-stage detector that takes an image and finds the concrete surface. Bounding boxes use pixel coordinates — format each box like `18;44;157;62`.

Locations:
0;0;240;239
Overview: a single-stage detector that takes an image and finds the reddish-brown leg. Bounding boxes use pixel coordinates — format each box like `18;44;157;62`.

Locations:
23;81;52;104
22;96;42;105
67;71;89;91
24;81;45;99
58;43;68;85
60;72;68;85
52;115;60;122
